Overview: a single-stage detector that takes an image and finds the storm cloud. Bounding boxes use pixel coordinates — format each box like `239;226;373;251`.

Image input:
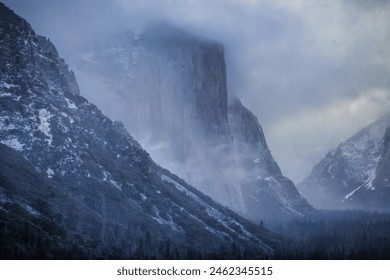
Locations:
4;0;390;182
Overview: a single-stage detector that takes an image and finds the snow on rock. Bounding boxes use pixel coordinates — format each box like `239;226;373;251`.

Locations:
299;112;390;211
20;203;40;217
1;137;24;151
46;167;54;178
38;109;53;145
102;170;122;190
0;92;12;98
65;98;77;109
140;193;147;201
149;206;183;232
1;82;19;89
161;173;273;251
109;179;122;190
161;174;203;203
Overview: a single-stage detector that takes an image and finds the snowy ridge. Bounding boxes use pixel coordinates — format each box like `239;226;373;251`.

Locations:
299;112;390;211
161;174;275;253
161;174;203;203
337;113;389;183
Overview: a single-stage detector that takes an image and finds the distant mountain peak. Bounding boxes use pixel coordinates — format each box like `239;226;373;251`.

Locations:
299;112;390;211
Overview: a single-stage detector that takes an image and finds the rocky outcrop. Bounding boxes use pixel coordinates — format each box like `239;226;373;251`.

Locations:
228;99;312;221
299;113;390;211
78;24;313;222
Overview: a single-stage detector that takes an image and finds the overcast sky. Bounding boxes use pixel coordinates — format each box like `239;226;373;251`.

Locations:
4;0;390;183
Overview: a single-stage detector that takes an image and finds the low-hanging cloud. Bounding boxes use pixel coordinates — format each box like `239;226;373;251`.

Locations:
268;88;390;181
3;0;390;183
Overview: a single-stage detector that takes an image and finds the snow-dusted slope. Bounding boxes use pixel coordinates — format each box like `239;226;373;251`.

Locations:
0;2;287;259
299;113;390;211
77;24;313;222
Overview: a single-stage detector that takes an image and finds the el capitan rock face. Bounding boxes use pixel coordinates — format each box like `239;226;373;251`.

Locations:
0;2;288;259
299;113;390;211
77;24;313;222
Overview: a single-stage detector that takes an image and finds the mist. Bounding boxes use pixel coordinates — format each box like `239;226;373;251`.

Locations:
4;0;390;184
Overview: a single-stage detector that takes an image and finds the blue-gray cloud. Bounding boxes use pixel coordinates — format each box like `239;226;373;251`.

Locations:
3;0;390;182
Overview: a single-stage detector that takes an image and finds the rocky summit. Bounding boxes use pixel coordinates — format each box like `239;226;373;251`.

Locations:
299;113;390;211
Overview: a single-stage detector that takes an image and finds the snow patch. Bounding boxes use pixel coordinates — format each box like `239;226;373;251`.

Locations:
61;113;74;124
109;179;122;190
65;98;77;109
161;173;273;251
327;164;334;178
36;53;54;61
2;82;19;89
21;203;40;217
161;175;205;204
150;206;182;232
102;170;122;190
102;171;110;181
1;137;24;151
46;167;54;178
344;186;362;201
343;169;377;201
0;92;12;97
38;109;53;145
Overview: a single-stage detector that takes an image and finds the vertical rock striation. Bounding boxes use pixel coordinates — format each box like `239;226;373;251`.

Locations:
78;24;313;222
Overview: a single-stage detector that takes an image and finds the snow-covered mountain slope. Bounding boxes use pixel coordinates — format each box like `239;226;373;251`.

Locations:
77;24;313;222
0;2;288;259
299;113;390;211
